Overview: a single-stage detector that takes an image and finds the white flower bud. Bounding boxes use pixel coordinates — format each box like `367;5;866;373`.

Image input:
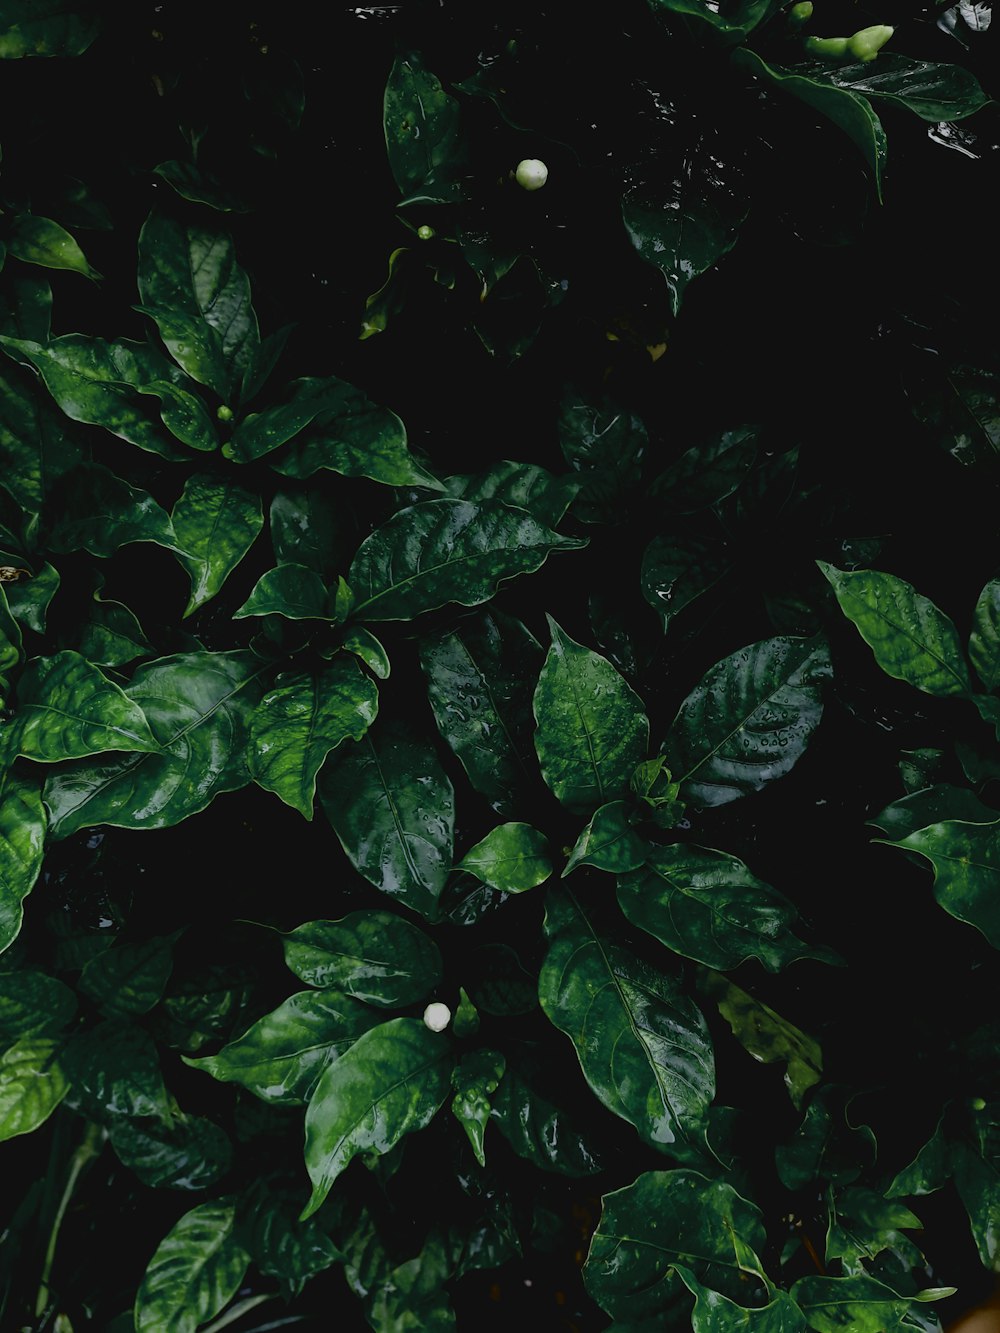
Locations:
515;159;548;191
423;1001;451;1032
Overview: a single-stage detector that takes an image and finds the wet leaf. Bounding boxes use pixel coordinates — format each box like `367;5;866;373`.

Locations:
647;0;781;40
343;627;391;679
78;583;152;668
7;214;99;279
458;822;551;893
63;1019;170;1122
557;389;647;524
789;1274;911;1332
868;783;998;841
971;577;1000;691
651;425;760;513
794;52;989;123
0;363;86;514
451;1048;505;1166
563;800;647;877
172;474;263;617
490;1056;604;1176
384;51;462;200
235;562;349;622
283;910;442;1007
825;1187;923;1273
674;1267;808;1331
134;1199;250;1333
445;461;579;528
228;376;368;463
301;1017;453;1218
776;1090;876;1190
641;528;732;629
110;1113;232;1191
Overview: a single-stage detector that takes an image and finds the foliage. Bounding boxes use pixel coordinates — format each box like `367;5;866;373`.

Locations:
0;1;997;1330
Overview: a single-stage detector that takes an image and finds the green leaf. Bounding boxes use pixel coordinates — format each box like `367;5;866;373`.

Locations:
249;659;378;818
585;1170;767;1322
885;820;1000;948
699;970;822;1109
134;1199;250;1333
44;650;263;836
349;499;583;621
319;724;454;919
557;388;647;524
185;989;382;1105
563;801;647;877
48;463;178;556
641;528;732;629
63;1019;170;1121
7;215;99;279
888;1120;951;1199
419;609;542;817
228;376;371;464
445;461;579;528
825;1187;923;1274
78;582;153;668
0;3;102;57
6;562;59;635
110;1113;232;1192
0;774;45;955
793;52;989;123
235;563;352;623
11;650;160;761
533;617;649;813
0;272;52;341
241;1185;342;1298
301;1017;453;1218
819;563;971;697
458;823;551;893
776;1090;875;1190
868;783;998;841
623;148;748;316
343;627;391;679
78;934;175;1016
171;474;263;617
151;160;252;213
647;0;781;41
790;1274;910;1332
0;1038;68;1140
284;911;443;1008
0;970;76;1043
651;425;760;513
138;212;258;402
0;362;86;514
674;1266;808;1331
662;635;831;808
953;1139;1000;1268
490;1056;604;1176
618;845;833;972
539;889;714;1156
971;578;1000;691
733;49;889;198
269;383;442;490
384;51;462;200
451;1048;505;1166
270;489;341;579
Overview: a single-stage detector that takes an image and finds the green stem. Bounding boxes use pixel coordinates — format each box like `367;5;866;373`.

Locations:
200;1294;275;1333
34;1122;106;1319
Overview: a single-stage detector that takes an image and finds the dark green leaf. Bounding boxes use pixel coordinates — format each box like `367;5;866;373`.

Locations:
44;650;263;836
491;1057;604;1176
557;389;647;524
78;934;175;1016
651;425;760;513
152;161;251;214
384;51;462;199
0;774;45;955
647;0;781;40
110;1114;232;1191
971;578;1000;691
0;1038;68;1140
585;1170;767;1321
7;215;99;279
820;563;971;696
301;1017;453;1218
270;489;341;579
885;819;1000;947
78;583;153;668
0;3;102;57
343;627;391;679
641;528;732;628
794;52;989;123
674;1268;808;1331
458;822;551;893
228;376;369;464
563;801;647;877
445;461;579;528
6;562;59;635
419;609;542;817
539;890;714;1156
249;659;378;817
451;1048;505;1166
825;1187;923;1274
0;970;76;1043
0;363;86;514
868;783;998;841
619;845;834;972
242;1185;341;1298
284;910;443;1007
134;1199;250;1333
790;1274;910;1332
64;1018;170;1122
235;562;350;622
776;1090;876;1190
662;635;831;808
953;1139;1000;1268
171;474;263;617
349;499;584;621
533;617;649;813
185;989;382;1104
48;463;178;556
887;1120;951;1198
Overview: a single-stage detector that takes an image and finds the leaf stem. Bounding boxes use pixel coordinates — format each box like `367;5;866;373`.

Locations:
34;1121;106;1318
200;1293;275;1333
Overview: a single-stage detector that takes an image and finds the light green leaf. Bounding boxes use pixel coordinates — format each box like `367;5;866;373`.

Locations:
134;1199;250;1333
0;3;102;57
0;1038;68;1140
458;823;551;893
585;1170;767;1322
539;889;714;1156
419;609;542;817
283;910;443;1007
533;617;649;813
302;1017;453;1218
0;773;45;955
11;650;160;761
619;845;833;972
790;1274;910;1332
185;989;382;1104
662;635;830;808
819;562;971;697
44;650;264;836
563;801;647;877
48;463;178;556
886;819;1000;948
384;51;462;199
171;473;263;616
7;215;99;279
343;627;391;679
451;1049;505;1166
235;563;350;622
319;724;454;920
249;659;378;818
349;499;584;621
135;379;218;451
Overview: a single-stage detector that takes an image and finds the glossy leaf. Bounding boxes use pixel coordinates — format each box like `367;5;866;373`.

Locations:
563;801;647;877
790;1274;910;1332
868;783;998;842
242;1185;342;1297
445;461;579;528
971;578;1000;691
138;212;258;401
185;989;382;1104
11;650;159;761
302;1017;453;1217
776;1091;876;1190
384;51;462;199
675;1268;808;1331
641;529;732;628
171;474;263;616
491;1058;604;1176
7;215;98;279
533;617;649;812
619;845;832;972
249;659;378;817
63;1019;170;1122
79;934;174;1017
0;364;86;514
557;389;647;524
539;890;714;1155
458;823;551;893
0;1038;68;1140
44;651;263;837
110;1114;232;1191
451;1049;505;1166
48;463;178;557
228;376;370;464
235;562;348;622
270;489;341;579
796;53;989;123
349;499;584;621
283;911;442;1007
585;1170;767;1321
825;1187;923;1273
0;774;46;955
886;820;1000;948
700;970;822;1109
819;563;970;696
0;970;76;1043
152;160;251;213
134;1199;250;1333
319;724;454;919
343;627;391;679
419;610;542;816
662;635;830;808
647;0;781;40
651;425;759;513
78;584;152;668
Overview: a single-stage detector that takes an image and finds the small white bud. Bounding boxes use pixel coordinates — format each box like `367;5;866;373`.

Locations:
423;1001;451;1032
515;159;548;191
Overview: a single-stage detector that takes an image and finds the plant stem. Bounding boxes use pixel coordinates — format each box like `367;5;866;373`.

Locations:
200;1294;275;1333
34;1122;106;1319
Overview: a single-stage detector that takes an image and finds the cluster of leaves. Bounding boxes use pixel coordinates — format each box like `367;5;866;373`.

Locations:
1;1;999;1331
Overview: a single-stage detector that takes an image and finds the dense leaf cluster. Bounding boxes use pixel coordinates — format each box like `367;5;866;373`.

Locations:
0;1;999;1330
